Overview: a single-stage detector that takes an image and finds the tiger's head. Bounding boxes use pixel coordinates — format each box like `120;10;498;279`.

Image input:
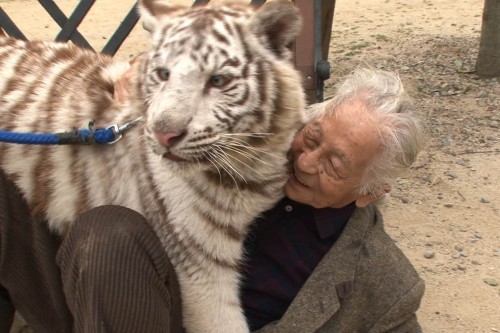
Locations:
134;0;305;184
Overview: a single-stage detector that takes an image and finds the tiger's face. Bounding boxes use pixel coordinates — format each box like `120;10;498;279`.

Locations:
137;0;305;179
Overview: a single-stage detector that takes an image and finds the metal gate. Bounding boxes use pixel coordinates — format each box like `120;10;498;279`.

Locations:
0;0;334;103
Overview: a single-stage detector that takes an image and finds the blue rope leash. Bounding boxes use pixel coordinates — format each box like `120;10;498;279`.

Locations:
0;128;114;145
0;117;143;145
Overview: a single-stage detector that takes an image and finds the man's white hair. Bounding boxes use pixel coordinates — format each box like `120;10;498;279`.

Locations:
308;68;427;196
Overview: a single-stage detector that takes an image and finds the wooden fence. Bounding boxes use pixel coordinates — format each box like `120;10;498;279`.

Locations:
0;0;335;103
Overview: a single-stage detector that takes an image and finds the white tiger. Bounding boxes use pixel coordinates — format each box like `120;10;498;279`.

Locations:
0;0;305;332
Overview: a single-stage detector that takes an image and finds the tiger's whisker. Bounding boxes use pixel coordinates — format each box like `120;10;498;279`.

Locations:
207;149;241;189
212;146;247;185
220;144;261;162
213;144;265;178
203;151;224;185
219;138;281;160
220;145;269;167
220;132;272;138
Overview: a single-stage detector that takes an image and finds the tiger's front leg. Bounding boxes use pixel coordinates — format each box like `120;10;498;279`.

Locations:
180;270;249;333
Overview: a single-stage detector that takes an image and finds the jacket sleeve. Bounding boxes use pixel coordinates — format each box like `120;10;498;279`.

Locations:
252;322;278;333
253;279;424;333
369;279;425;333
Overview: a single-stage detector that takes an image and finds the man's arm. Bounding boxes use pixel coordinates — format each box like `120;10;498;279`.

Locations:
252;278;423;333
369;279;425;333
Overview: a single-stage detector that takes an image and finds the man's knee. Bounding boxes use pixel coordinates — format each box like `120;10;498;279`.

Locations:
57;206;168;267
70;205;151;244
58;206;182;332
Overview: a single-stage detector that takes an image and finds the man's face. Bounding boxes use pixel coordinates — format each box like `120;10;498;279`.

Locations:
284;100;382;208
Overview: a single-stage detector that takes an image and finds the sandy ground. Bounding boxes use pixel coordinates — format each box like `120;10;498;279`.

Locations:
326;1;499;332
2;0;499;332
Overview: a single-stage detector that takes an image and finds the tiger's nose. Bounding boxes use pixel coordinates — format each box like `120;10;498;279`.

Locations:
153;130;186;147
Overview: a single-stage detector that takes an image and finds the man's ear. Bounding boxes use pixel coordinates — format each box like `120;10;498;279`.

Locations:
355;185;391;208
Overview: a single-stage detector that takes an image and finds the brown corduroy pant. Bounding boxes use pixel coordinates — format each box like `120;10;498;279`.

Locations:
0;171;183;333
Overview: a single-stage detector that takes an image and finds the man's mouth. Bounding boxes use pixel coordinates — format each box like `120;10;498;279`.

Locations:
291;166;308;187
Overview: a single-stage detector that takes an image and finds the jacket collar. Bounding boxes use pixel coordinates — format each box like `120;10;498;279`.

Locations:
273;205;378;332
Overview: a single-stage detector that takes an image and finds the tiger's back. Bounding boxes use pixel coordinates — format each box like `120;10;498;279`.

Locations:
0;1;305;332
0;38;141;227
0;38;128;131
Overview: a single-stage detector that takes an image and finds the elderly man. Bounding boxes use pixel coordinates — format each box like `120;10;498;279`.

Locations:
242;68;426;332
0;68;426;333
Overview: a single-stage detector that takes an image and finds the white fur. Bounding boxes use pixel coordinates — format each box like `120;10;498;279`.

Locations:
0;2;305;332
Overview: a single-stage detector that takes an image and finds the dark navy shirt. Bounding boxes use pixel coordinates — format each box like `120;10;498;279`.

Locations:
241;197;356;331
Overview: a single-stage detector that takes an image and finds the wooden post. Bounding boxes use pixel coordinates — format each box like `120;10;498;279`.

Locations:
293;0;335;104
476;0;500;77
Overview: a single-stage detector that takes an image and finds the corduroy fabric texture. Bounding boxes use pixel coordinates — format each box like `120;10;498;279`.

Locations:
0;171;183;333
0;171;72;333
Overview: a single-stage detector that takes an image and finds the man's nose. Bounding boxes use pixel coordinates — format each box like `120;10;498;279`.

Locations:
298;150;319;174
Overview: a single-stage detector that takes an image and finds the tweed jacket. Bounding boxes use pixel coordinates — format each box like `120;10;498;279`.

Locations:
255;204;425;333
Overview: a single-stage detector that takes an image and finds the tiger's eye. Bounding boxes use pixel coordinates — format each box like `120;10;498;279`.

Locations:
156;68;170;81
209;75;229;88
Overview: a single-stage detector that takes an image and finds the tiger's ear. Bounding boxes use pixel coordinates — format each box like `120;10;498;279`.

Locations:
249;0;302;59
138;0;185;33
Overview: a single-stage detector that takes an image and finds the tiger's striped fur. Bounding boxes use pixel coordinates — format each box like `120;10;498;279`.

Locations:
0;1;305;332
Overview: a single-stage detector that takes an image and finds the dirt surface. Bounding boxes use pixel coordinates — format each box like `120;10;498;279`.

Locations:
2;0;499;332
326;1;500;332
